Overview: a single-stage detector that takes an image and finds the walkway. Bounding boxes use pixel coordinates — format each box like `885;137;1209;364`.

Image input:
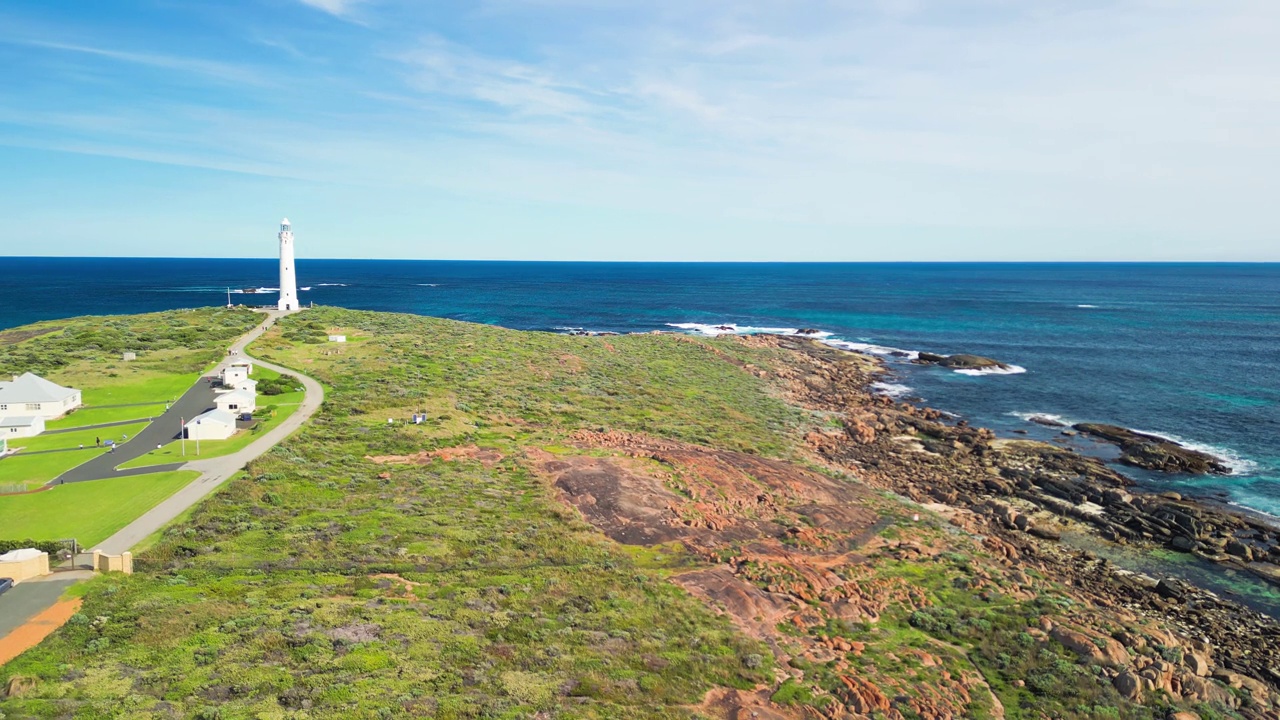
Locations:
94;311;324;554
0;309;324;666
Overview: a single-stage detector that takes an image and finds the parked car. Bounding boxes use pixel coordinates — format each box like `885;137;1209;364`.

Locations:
0;577;13;596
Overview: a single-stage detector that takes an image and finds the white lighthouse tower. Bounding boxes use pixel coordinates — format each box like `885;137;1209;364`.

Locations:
277;218;299;312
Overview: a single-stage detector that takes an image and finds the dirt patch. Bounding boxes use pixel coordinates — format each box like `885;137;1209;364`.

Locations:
0;597;81;667
365;445;504;467
0;326;62;348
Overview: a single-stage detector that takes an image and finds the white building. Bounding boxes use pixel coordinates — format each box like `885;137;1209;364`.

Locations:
328;335;346;343
0;372;81;419
228;377;258;394
222;362;252;386
278;218;299;312
184;409;237;441
1;415;46;439
214;389;256;414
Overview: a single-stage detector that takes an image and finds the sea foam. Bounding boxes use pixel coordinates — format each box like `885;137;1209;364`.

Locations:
870;382;913;399
1130;428;1259;475
953;365;1027;376
665;322;833;338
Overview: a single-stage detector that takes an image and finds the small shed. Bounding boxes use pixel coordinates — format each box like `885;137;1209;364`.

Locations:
184;409;237;441
122;351;137;361
328;335;347;343
0;415;46;439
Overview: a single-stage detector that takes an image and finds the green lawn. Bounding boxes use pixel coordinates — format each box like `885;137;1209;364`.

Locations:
46;403;168;430
117;402;301;469
0;450;99;491
0;470;198;547
17;422;150;454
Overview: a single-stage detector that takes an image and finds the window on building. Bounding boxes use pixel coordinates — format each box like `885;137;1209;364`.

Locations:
0;404;7;411
26;403;40;411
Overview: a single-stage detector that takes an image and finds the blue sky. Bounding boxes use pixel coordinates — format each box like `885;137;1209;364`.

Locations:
1;0;1277;260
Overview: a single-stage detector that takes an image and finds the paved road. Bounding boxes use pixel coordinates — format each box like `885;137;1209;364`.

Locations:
43;418;157;435
53;376;222;484
93;311;324;554
0;574;90;637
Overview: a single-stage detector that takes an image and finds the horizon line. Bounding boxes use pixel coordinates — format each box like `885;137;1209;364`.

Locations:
3;256;1280;265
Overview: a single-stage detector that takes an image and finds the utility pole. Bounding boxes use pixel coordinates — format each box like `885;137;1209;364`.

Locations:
181;417;186;457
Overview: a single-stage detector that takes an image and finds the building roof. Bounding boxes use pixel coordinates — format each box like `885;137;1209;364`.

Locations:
0;416;40;428
0;372;78;404
188;409;237;427
216;389;256;405
0;548;45;562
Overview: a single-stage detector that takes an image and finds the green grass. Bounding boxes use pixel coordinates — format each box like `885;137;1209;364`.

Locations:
0;450;98;491
16;422;150;454
117;402;302;469
0;470;198;547
46;403;169;430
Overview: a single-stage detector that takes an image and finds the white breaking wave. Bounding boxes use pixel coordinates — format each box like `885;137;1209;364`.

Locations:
822;339;919;360
1007;411;1076;426
1130;428;1259;475
316;283;348;287
953;364;1027;376
1077;304;1099;308
417;283;440;287
665;322;833;338
870;382;913;398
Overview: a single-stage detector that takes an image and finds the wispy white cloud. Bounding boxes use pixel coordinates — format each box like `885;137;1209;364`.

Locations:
4;0;1280;258
3;38;272;87
297;0;369;19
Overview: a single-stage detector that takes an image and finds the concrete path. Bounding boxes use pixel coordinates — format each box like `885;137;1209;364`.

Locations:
0;310;323;665
93;311;324;555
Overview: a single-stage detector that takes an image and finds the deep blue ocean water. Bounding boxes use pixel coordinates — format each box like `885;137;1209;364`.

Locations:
2;258;1278;515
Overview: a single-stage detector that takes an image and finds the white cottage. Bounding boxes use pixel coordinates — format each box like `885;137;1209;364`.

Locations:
214;389;256;414
221;361;253;386
184;409;237;441
0;373;81;419
1;415;46;439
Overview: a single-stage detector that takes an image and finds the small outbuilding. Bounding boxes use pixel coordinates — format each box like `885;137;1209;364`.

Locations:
184;409;238;441
122;351;137;361
227;377;258;393
214;389;256;414
0;548;51;584
328;335;346;343
0;415;46;439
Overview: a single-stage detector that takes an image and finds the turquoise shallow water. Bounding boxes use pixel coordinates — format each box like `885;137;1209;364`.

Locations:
1;259;1277;514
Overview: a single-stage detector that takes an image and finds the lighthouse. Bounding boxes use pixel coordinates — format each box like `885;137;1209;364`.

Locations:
277;218;299;312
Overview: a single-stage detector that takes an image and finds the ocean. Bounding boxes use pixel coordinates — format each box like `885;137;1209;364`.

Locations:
3;258;1278;516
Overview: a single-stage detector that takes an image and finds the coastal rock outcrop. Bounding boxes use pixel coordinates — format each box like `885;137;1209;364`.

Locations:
735;333;1280;706
915;352;1011;371
1072;423;1231;475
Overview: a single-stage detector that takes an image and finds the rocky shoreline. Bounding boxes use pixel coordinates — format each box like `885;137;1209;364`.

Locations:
749;334;1280;705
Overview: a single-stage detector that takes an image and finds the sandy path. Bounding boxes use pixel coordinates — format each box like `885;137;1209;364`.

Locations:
0;597;81;666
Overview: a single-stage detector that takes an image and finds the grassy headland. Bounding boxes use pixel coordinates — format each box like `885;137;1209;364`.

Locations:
0;308;1271;719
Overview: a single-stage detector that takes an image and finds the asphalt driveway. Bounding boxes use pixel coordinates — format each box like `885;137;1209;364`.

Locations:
53;375;221;484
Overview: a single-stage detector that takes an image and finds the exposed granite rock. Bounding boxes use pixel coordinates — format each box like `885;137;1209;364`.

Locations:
915;352;1011;370
1073;423;1231;475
